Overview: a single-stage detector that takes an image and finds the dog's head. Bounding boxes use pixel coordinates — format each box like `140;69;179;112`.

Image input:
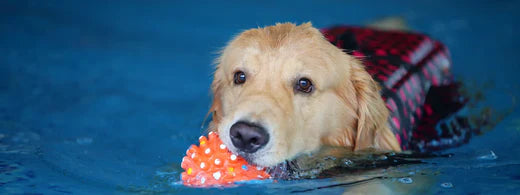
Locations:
209;23;399;167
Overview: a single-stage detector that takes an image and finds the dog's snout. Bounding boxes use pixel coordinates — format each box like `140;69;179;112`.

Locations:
229;121;269;153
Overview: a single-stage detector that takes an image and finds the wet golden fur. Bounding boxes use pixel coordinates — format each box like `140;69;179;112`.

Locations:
209;22;401;167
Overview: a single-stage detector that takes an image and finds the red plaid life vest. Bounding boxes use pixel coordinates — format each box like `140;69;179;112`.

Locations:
321;26;473;152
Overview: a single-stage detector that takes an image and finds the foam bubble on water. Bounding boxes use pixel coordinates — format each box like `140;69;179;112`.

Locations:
398;177;413;184
441;182;453;188
343;159;354;167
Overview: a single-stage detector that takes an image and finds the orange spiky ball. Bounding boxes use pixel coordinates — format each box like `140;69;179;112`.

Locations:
181;131;271;186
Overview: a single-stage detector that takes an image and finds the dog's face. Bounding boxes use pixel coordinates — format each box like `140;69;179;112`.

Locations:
209;23;399;167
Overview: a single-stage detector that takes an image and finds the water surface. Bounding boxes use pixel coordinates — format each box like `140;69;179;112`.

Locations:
1;0;519;194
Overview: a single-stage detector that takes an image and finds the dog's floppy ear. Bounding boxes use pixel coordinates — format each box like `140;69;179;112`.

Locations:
350;62;401;152
207;66;224;132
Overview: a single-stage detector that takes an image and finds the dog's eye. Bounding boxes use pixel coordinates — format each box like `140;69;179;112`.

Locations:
234;71;246;85
295;78;313;93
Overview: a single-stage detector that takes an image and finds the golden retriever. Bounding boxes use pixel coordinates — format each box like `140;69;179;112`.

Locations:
208;22;401;168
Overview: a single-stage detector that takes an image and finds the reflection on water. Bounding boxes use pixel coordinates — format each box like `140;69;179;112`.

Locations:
140;150;454;194
141;146;518;194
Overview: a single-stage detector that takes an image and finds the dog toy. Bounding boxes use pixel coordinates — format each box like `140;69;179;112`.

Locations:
180;132;270;186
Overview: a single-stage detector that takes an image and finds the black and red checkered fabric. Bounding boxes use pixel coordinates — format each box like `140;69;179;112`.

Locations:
321;26;473;152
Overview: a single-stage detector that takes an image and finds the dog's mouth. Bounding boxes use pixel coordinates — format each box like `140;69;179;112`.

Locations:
263;151;443;180
236;152;255;165
220;118;300;176
232;147;310;179
232;148;295;178
265;160;301;179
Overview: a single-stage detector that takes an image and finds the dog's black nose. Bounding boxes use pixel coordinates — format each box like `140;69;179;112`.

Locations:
230;121;269;153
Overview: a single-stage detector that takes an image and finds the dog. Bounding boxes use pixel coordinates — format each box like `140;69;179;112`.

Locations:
208;22;403;168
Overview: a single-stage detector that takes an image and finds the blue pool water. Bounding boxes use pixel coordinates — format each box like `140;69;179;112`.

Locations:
1;0;519;194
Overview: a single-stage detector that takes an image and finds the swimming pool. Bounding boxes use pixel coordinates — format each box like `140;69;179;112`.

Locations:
1;0;519;194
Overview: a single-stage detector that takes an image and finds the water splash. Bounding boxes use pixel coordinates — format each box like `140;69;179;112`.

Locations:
477;150;498;160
